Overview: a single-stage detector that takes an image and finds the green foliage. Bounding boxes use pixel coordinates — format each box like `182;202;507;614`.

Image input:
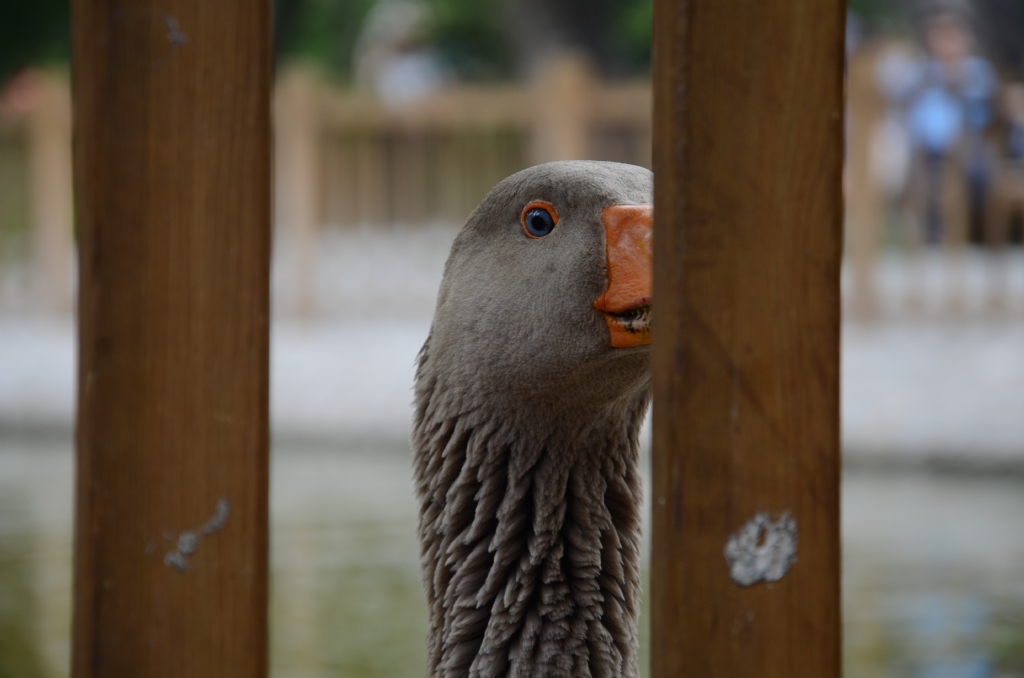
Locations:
425;0;514;80
3;0;654;84
612;0;652;74
536;0;651;76
848;0;910;33
275;0;653;81
275;0;378;81
0;0;69;86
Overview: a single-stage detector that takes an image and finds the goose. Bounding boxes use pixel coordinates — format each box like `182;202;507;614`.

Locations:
413;160;653;678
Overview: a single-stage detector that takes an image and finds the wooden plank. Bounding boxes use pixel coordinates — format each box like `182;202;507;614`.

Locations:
316;76;650;137
319;85;532;133
650;1;844;676
275;67;320;317
846;44;886;321
590;80;651;127
26;73;74;314
70;2;271;676
529;53;594;163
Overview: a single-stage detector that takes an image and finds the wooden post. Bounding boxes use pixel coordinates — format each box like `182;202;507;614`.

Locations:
71;2;271;677
846;45;886;321
650;1;844;676
529;53;593;164
26;73;74;314
985;161;1018;315
941;150;969;315
275;67;320;317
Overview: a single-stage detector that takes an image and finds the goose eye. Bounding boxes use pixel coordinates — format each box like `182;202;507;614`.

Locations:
521;202;558;238
525;209;554;237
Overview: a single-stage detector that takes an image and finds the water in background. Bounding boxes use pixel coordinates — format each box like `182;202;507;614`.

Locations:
2;433;1024;677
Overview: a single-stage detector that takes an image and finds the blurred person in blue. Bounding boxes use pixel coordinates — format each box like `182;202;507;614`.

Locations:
906;10;996;244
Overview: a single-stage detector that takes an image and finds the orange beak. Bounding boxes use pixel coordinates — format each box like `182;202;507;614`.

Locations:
593;204;652;348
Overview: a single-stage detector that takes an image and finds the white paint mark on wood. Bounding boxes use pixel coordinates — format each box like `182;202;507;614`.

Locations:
724;511;797;587
163;498;231;573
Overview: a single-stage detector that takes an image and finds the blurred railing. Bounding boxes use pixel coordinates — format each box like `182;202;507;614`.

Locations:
273;56;650;314
0;56;652;316
3;51;1022;320
846;41;1024;321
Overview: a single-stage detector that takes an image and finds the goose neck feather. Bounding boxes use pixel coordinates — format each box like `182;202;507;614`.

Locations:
413;359;650;678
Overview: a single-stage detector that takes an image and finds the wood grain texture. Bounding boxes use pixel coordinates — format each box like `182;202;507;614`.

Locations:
650;1;844;676
70;2;271;676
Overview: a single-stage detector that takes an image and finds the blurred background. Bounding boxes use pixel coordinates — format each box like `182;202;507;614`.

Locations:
1;0;1024;675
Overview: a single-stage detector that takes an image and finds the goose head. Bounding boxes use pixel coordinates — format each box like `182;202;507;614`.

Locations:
423;160;652;420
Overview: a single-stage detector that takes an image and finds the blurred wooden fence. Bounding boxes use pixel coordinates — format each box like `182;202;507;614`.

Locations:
0;56;650;315
2;54;1022;318
273;56;650;313
846;43;1024;320
276;56;652;232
